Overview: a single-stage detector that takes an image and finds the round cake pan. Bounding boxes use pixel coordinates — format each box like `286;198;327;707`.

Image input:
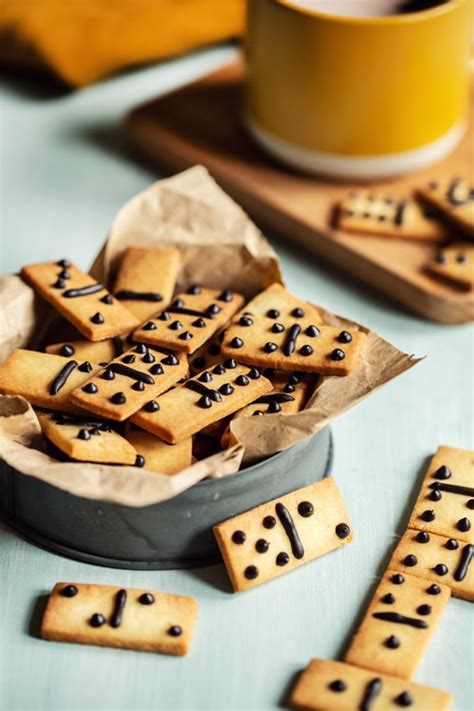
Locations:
0;427;332;570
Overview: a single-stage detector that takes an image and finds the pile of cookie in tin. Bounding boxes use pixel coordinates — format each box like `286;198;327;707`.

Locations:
335;177;474;292
0;248;367;471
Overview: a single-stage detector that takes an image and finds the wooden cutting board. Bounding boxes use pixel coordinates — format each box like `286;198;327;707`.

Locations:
126;60;473;324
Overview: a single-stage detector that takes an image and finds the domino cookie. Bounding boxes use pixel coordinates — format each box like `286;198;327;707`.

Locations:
425;243;474;291
133;286;245;355
131;361;273;444
407;445;474;545
418;178;474;238
0;349;100;413
221;289;366;375
41;582;197;656
387;528;474;602
344;569;450;680
69;343;188;421
213;477;352;592
45;336;127;364
289;658;453;710
21;260;139;340
240;283;323;322
336;192;446;241
113;246;181;322
189;332;226;375
124;424;192;474
37;412;138;465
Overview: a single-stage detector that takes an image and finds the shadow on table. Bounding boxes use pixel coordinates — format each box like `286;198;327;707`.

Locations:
0;65;69;101
26;593;50;639
186;561;233;595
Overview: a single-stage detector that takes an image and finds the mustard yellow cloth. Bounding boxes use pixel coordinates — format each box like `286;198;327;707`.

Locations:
0;0;245;86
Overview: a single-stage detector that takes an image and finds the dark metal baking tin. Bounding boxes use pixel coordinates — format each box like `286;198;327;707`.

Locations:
0;427;332;570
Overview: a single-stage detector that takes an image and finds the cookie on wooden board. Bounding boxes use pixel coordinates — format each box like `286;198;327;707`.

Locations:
21;260;139;340
41;582;197;656
289;658;452;710
113;246;181;322
418;178;474;238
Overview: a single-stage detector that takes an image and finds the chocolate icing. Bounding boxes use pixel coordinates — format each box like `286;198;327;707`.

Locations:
49;360;78;395
275;502;304;559
62;284;104;298
116;290;163;302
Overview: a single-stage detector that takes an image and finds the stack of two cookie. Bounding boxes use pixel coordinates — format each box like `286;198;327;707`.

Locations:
0;247;367;472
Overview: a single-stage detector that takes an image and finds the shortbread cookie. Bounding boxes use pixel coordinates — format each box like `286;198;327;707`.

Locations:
344;569;450;679
21;260;139;340
426;243;474;291
37;412;137;465
133;286;244;354
46;337;126;364
407;445;474;545
125;425;192;475
418;178;474;238
221;297;366;376
41;582;197;656
289;658;452;710
336;192;446;241
69;344;188;421
0;349;100;413
387;528;474;602
213;477;352;592
131;362;272;444
113;247;181;322
241;283;323;322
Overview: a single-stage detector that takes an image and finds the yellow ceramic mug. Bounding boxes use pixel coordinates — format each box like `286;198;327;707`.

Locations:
245;0;472;179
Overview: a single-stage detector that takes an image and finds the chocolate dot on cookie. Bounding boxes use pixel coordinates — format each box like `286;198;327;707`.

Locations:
101;368;115;380
52;278;65;289
158;312;170;321
289;372;302;383
284;383;295;393
172;298;185;309
187;284;201;295
168;625;182;637
445;538;459;550
331;348;345;361
240;316;253;327
271;323;285;333
111;392;126;405
213;364;226;375
394;691;413;707
391;574;405;585
134;344;148;354
219;383;234;396
335;523;351;539
170;321;182;330
244;565;259;580
264;342;278;353
427;584;441;595
421;509;435;522
457;253;467;263
415;531;430;544
138;593;155;605
143;321;157;330
236;375;249;386
192;318;206;329
60;344;75;357
435;252;446;264
457;517;471;532
266;309;280;319
82;383;98;394
255;539;269;553
207;304;221;316
267;400;281;414
385;635;400;649
162;354;179;366
198;395;212;409
300;345;313;357
199;371;213;383
404;554;417;567
57;259;71;268
134;455;145;467
338;331;352;344
144;400;159;413
434;563;448;575
263;515;276;529
467;499;474;510
122;354;136;364
142;352;155;363
58;269;71;280
78;361;93;373
328;680;346;693
132;381;145;392
291;308;305;318
224;358;237;369
417;604;431;616
381;593;395;604
298;501;314;518
218;290;233;302
150;364;164;375
77;429;91;440
90;312;104;324
429;489;442;502
60;585;78;598
230;337;244;348
305;326;320;338
179;331;193;341
433;465;451;480
276;552;289;566
90;613;106;628
101;294;113;304
252;410;264;416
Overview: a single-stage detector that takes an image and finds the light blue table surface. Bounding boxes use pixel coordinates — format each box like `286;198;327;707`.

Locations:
0;46;473;711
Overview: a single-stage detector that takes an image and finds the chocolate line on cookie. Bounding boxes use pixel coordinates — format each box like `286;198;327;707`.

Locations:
454;544;474;582
62;284;104;298
429;482;474;497
372;612;428;629
168;305;214;319
110;589;127;628
255;394;295;404
49;360;78;395
394;201;407;227
116;290;163;302
282;324;301;357
107;363;155;385
185;380;221;403
275;502;304;560
360;678;383;711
